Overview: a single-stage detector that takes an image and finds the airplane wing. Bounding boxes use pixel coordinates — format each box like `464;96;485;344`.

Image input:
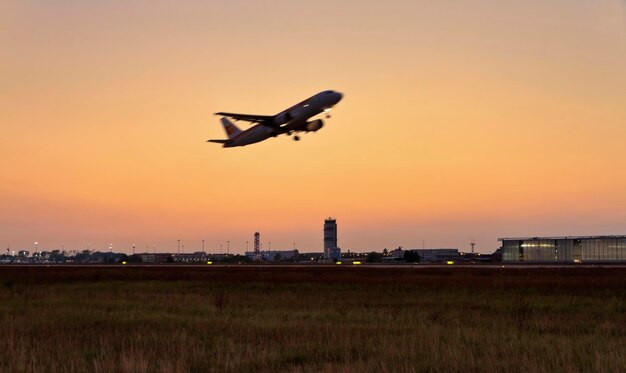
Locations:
214;112;274;124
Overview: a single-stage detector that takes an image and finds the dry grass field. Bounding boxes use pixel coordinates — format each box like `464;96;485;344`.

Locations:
0;265;624;372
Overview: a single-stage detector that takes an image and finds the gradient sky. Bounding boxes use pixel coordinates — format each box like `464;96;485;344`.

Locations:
1;1;625;254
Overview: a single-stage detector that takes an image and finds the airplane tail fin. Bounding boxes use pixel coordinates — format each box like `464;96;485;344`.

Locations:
220;117;242;139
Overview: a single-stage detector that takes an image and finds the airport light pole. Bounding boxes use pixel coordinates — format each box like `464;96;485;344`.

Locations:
227;240;230;255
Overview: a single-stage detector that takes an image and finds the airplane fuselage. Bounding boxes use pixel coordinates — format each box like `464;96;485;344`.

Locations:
214;90;343;147
223;125;275;148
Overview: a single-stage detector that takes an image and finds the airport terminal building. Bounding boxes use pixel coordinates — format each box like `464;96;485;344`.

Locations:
499;236;626;263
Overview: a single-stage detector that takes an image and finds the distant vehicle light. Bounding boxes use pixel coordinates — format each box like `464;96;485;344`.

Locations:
446;261;454;265
353;261;361;265
122;261;127;265
573;259;581;264
336;261;342;265
207;261;213;265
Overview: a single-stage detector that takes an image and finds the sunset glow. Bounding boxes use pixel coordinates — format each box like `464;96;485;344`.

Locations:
1;1;625;253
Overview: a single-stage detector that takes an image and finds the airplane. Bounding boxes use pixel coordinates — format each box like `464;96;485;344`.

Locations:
208;90;343;147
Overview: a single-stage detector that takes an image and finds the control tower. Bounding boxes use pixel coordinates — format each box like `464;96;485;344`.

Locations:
324;218;340;260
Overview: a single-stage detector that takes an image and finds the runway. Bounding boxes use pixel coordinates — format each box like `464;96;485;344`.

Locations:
2;263;625;269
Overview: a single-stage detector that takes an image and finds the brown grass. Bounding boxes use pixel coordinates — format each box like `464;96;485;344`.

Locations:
0;266;624;372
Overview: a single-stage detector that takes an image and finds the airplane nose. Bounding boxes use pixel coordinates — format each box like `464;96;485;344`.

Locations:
335;92;343;102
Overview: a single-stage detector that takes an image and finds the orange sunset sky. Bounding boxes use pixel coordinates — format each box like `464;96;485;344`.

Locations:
1;1;625;254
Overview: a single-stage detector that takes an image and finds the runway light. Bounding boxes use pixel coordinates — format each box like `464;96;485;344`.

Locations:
336;261;342;265
207;261;213;265
446;261;454;265
353;261;362;265
122;261;127;265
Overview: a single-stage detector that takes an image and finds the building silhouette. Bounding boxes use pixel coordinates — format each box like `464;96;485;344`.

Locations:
324;217;341;261
499;235;626;263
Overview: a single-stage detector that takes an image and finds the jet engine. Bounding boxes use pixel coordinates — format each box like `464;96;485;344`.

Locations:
305;119;324;132
274;111;293;125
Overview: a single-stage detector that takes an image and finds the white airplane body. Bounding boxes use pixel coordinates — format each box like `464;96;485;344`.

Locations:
208;90;343;147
